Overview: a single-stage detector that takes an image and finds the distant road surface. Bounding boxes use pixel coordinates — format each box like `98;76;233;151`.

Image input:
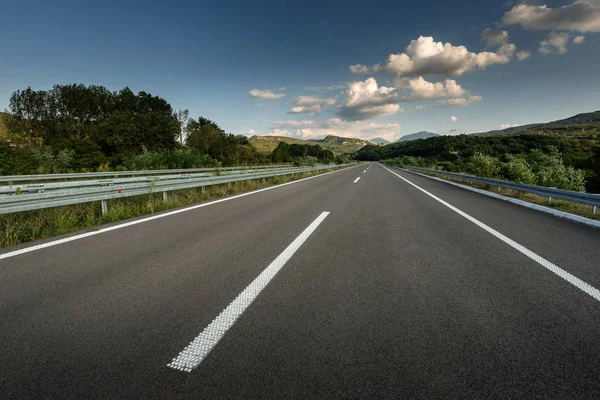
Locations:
1;163;600;398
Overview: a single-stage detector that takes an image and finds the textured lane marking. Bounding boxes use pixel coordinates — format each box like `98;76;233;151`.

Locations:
353;177;361;183
381;164;600;302
0;166;355;260
167;211;330;372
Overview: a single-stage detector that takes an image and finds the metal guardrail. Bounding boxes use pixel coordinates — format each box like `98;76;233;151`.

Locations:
0;167;291;195
0;165;291;183
396;165;600;214
0;165;348;215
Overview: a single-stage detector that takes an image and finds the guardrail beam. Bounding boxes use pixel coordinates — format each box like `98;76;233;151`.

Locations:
0;164;350;215
395;165;600;211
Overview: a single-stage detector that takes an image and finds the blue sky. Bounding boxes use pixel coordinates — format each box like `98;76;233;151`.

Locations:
1;0;599;141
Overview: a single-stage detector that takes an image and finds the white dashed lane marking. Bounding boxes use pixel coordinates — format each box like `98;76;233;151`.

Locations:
167;211;330;372
353;177;361;183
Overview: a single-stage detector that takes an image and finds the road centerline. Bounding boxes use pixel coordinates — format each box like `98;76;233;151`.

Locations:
353;177;361;183
381;164;600;303
167;211;331;372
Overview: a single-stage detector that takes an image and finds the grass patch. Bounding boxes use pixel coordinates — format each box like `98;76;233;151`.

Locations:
0;167;348;247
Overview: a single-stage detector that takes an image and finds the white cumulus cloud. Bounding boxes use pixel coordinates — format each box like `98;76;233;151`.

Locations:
248;88;286;100
503;1;600;33
337;77;401;120
450;116;458;122
350;35;515;78
539;31;570;54
396;77;468;100
500;123;519;129
288;96;337;114
574;35;586;43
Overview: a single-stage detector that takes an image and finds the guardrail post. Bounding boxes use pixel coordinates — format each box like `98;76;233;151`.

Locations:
202;186;206;194
593;206;597;216
101;200;108;216
548;197;552;204
163;191;168;202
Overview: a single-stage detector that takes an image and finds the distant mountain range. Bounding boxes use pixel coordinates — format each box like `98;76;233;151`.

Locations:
369;137;391;144
474;110;600;136
394;131;440;143
249;135;372;154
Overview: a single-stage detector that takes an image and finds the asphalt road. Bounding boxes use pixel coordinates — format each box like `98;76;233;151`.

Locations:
1;163;600;399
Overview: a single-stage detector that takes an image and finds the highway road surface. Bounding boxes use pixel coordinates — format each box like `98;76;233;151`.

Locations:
1;163;600;399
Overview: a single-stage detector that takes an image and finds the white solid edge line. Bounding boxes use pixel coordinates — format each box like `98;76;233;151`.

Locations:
0;167;353;260
167;211;330;372
402;167;600;229
380;164;600;303
353;177;361;183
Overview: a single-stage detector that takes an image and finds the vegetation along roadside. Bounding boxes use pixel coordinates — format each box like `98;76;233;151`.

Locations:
0;166;351;248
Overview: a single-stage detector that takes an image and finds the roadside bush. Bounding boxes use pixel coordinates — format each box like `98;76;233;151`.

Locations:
500;154;536;184
32;147;75;173
292;156;318;167
468;153;499;177
54;139;107;171
527;148;586;191
334;154;349;164
123;148;219;170
0;146;38;175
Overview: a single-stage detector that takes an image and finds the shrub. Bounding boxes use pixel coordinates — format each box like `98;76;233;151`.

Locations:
32;147;75;173
500;155;536;184
468;153;499;177
292;156;317;167
334;155;349;164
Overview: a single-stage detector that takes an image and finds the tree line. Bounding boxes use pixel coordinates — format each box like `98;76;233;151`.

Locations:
356;134;600;193
0;84;338;174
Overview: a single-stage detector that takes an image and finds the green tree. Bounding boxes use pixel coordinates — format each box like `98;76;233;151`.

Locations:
5;87;54;145
186;117;225;154
271;142;292;163
51;84;114;141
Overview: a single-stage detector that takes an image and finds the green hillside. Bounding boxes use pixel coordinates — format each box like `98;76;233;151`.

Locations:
248;136;308;153
318;135;372;153
474;110;600;137
249;135;372;154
